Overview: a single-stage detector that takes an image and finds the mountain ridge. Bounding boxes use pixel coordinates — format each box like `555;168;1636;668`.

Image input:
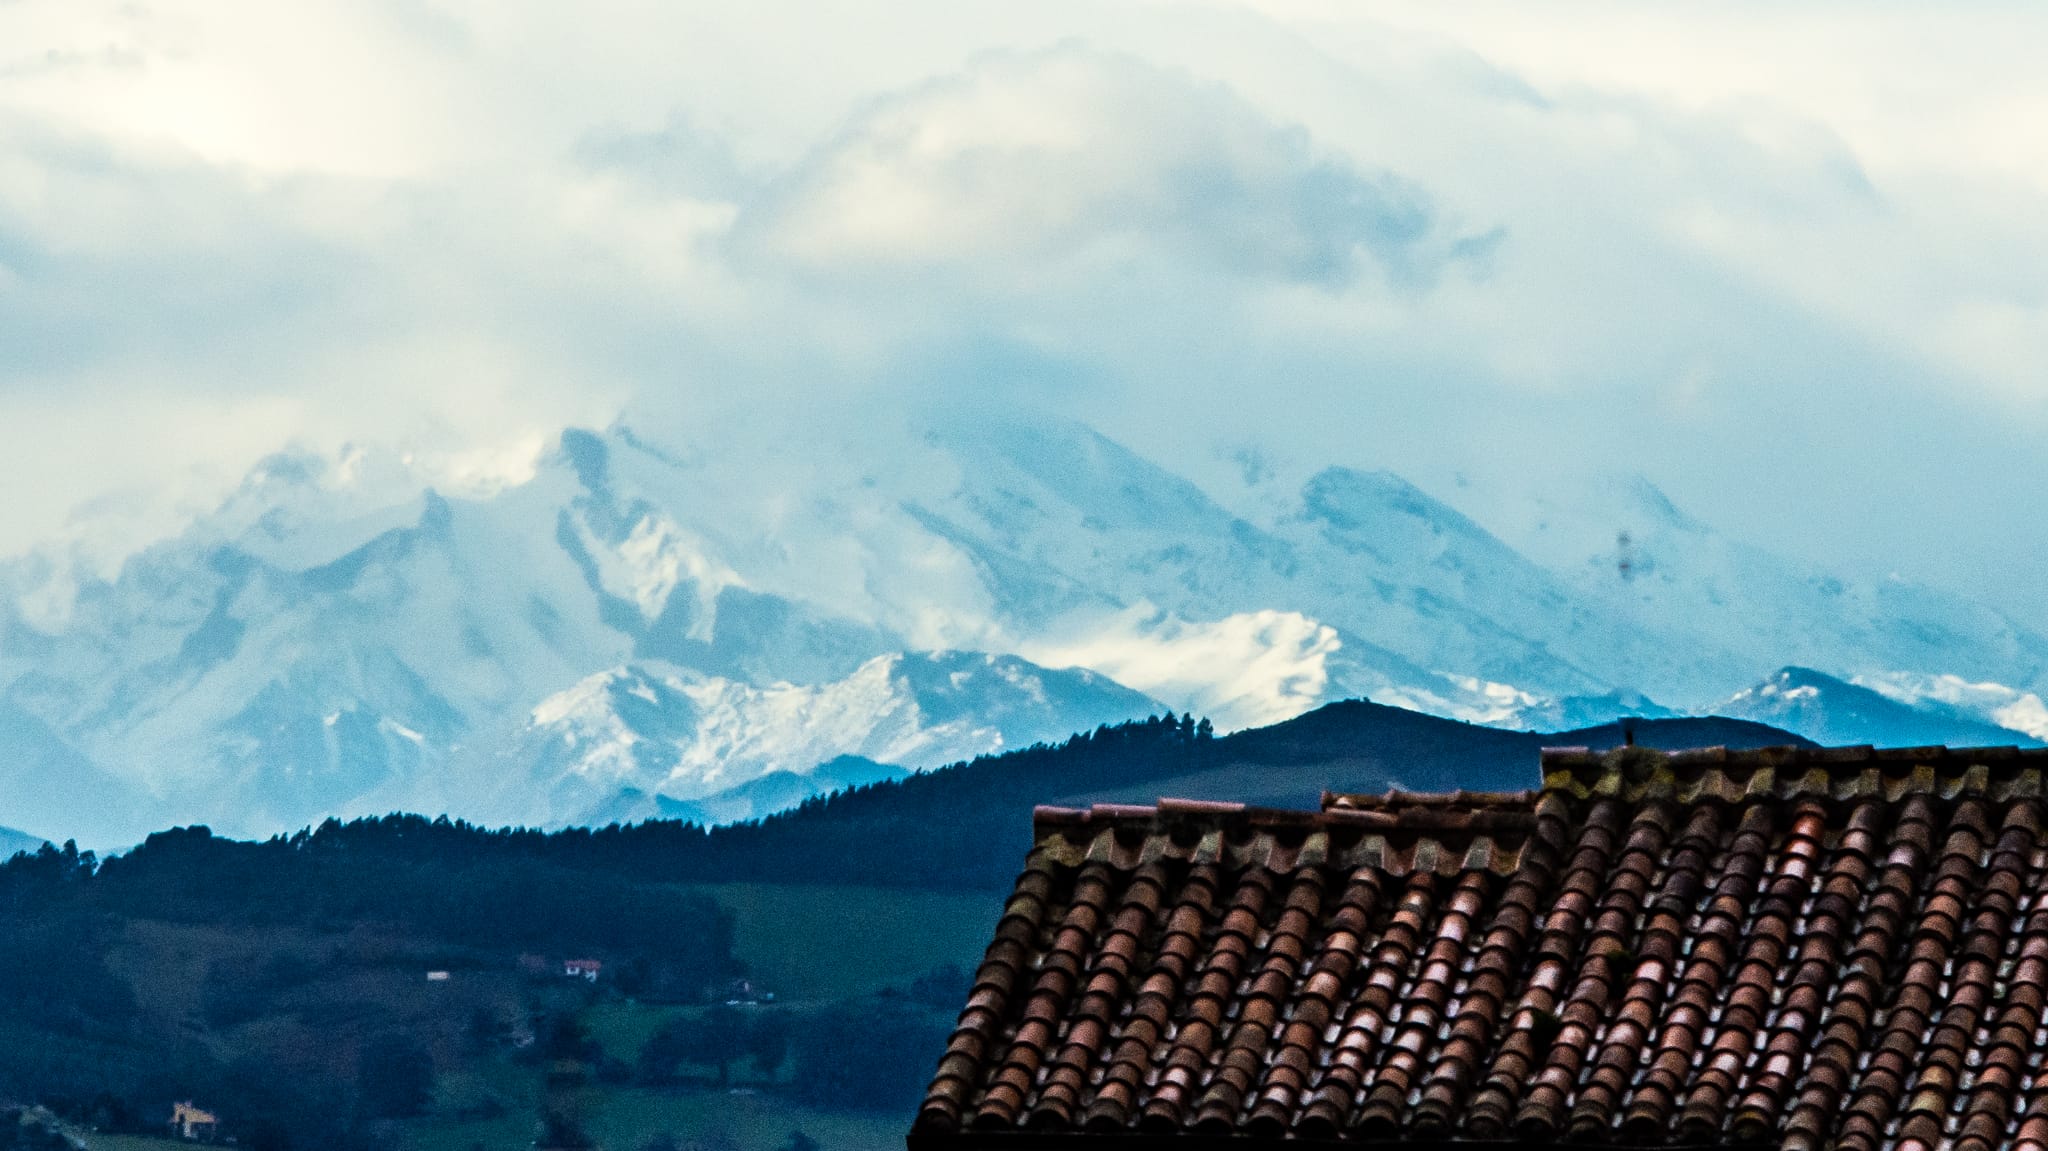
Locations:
1717;666;2046;750
3;416;2043;845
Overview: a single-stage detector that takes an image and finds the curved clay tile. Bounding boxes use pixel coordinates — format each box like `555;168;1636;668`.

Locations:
912;744;2048;1150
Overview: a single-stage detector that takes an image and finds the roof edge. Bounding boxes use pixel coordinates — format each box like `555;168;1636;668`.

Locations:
1539;743;2048;805
1537;743;2046;770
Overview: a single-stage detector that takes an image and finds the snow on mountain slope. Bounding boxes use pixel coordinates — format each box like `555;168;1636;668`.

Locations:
1275;468;1625;696
0;424;1174;840
0;477;634;835
1020;608;1339;731
496;651;1161;826
1715;667;2043;749
1851;672;2048;742
0;694;155;849
1474;473;2048;707
905;424;1617;702
6;412;2048;845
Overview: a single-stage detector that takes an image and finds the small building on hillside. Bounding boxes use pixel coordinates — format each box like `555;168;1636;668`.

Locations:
911;744;2048;1151
563;958;603;982
724;977;773;1004
169;1101;219;1142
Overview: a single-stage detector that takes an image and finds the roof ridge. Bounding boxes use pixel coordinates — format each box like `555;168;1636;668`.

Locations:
1540;743;2048;805
1034;744;2048;841
1539;743;2047;767
1030;794;1548;878
1321;787;1538;811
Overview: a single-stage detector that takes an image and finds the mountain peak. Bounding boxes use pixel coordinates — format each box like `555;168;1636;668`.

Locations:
1717;666;2042;749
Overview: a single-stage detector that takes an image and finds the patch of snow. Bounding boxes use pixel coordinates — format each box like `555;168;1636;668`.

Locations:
1431;673;1549;726
1021;606;1337;732
380;719;426;744
1855;671;2048;741
518;650;1159;821
611;514;745;627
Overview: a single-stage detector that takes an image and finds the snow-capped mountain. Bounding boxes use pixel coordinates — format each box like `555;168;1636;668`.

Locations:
1716;667;2045;749
485;651;1159;827
1490;473;2048;703
3;413;2045;845
1851;671;2048;742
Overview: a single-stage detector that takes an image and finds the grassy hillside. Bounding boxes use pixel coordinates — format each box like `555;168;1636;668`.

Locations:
7;875;964;1151
710;884;997;1003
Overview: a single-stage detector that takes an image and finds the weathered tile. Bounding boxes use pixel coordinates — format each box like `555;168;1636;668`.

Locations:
913;746;2048;1149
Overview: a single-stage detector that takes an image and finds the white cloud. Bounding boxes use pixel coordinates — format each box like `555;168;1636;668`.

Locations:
1021;606;1339;732
1;0;2046;628
1855;671;2048;742
732;47;1463;291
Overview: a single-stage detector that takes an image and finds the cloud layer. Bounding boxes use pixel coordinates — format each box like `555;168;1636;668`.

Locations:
3;1;2046;628
729;49;1461;290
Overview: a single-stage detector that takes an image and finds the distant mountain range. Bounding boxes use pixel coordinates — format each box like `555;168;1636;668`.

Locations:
655;702;1822;893
1716;666;2047;749
1;416;2042;846
0;824;47;859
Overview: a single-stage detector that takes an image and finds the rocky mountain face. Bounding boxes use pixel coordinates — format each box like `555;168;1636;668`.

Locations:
2;415;2042;845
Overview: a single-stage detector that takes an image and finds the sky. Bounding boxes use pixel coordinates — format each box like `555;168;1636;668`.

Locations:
3;1;2046;626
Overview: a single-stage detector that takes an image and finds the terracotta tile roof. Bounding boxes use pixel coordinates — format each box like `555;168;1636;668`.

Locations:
913;744;2048;1151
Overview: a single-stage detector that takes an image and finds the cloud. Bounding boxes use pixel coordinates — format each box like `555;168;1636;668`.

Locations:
0;115;632;566
732;47;1473;292
0;122;355;383
0;0;2046;631
575;112;757;202
1020;605;1340;732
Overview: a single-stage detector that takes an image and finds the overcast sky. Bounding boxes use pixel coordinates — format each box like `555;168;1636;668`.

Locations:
3;1;2046;624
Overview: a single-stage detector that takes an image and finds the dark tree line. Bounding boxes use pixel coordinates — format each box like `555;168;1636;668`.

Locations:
3;712;1217;902
0;834;740;1000
786;1000;954;1113
0;1109;78;1151
0;821;746;1151
636;1005;789;1086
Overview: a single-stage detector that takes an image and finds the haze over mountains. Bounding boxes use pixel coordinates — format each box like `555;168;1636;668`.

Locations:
2;415;2043;846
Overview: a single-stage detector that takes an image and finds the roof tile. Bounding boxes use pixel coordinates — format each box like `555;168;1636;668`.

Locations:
915;744;2048;1147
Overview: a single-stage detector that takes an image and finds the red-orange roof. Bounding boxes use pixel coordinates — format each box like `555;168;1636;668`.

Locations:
913;744;2048;1151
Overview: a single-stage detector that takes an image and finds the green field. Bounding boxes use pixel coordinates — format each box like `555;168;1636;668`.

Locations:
704;882;1000;1001
23;880;985;1151
406;1084;905;1151
584;1086;905;1151
410;880;989;1151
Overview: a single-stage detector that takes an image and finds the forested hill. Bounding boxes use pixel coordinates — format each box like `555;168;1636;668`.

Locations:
642;701;1811;890
18;700;1811;900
